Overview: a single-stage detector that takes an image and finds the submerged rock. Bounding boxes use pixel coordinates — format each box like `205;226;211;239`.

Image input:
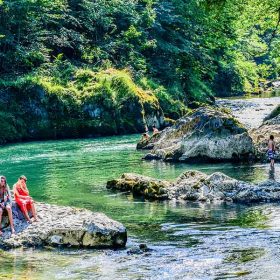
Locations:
141;107;255;162
127;244;152;255
107;171;280;203
0;203;127;249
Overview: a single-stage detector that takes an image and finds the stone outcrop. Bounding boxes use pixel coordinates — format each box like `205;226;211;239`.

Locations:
250;113;280;161
139;107;255;162
0;203;127;249
107;171;280;203
107;173;171;200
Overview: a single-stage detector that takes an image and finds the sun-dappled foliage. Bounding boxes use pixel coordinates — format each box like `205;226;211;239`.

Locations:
1;0;279;97
0;0;279;141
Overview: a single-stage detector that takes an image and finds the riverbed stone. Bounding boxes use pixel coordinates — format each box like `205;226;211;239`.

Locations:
0;202;127;249
141;107;255;162
108;171;280;203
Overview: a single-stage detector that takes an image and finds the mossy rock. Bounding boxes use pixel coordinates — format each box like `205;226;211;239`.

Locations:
0;68;167;143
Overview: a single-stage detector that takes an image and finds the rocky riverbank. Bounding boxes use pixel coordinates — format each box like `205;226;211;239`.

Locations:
0;202;127;249
107;171;280;203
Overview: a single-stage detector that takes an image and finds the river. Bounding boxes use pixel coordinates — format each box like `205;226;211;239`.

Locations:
0;95;280;279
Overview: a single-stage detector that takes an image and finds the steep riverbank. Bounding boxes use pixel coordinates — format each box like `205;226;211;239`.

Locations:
0;69;187;144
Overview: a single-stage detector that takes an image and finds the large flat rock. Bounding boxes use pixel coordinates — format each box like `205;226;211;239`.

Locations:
0;203;127;249
107;171;280;203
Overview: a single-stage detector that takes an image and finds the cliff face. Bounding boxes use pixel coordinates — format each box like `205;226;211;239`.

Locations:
0;69;172;144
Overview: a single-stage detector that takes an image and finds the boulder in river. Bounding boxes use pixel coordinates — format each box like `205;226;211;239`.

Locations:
141;107;255;162
107;171;280;203
250;109;280;162
107;173;171;200
0;202;127;249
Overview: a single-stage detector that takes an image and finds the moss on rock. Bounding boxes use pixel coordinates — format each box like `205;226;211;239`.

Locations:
0;68;169;143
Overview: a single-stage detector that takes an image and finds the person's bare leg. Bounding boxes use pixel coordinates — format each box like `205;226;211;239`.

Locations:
0;208;3;236
6;205;15;234
30;202;38;221
22;204;32;223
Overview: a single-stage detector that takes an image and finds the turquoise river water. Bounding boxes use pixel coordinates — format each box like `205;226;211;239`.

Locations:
0;134;280;279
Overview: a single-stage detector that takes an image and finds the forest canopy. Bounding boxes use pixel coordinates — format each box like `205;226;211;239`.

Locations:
0;0;279;103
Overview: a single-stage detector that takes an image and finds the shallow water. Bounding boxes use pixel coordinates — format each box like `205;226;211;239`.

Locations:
0;135;280;279
217;95;280;129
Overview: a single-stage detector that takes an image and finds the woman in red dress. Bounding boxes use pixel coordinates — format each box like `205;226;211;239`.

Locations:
13;175;38;223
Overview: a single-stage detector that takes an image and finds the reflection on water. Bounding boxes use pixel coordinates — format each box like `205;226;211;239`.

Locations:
269;165;276;181
0;135;279;279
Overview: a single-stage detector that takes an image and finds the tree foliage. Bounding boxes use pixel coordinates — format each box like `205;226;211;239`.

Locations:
0;0;279;102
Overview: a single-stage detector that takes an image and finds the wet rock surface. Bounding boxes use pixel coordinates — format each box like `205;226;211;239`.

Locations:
108;171;280;203
140;107;255;162
0;203;127;249
127;244;152;255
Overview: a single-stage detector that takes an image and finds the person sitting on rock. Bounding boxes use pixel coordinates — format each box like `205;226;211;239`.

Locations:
152;125;159;136
141;132;150;142
268;135;276;167
13;175;38;223
0;175;15;235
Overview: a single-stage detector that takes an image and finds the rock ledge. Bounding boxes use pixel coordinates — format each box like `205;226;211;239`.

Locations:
107;171;280;203
0;203;127;249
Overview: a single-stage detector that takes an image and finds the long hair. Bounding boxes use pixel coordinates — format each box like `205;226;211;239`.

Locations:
0;175;12;199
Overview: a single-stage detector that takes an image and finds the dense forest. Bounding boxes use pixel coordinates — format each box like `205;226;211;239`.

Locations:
0;0;279;143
